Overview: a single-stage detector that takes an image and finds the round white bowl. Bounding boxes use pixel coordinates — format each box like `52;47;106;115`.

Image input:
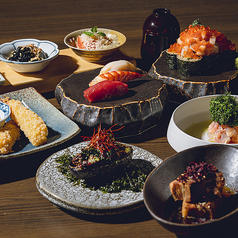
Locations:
64;28;126;63
0;39;59;73
0;101;11;127
167;94;238;152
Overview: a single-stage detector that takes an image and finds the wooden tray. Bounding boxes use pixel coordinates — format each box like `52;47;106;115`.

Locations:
0;48;135;94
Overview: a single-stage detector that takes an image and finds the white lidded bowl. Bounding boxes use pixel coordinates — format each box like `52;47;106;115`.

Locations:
0;101;11;127
167;94;238;152
0;39;59;73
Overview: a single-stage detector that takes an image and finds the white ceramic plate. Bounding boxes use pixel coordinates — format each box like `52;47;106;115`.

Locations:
0;87;80;160
36;142;162;215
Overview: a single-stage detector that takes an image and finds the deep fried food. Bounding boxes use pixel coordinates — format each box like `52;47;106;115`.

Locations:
0;120;21;155
6;98;48;146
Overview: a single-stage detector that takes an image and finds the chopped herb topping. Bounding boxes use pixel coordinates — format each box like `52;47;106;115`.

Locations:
56;154;148;193
209;93;238;126
191;18;203;27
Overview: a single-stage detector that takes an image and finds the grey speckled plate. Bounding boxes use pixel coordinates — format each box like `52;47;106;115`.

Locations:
36;142;162;215
0;87;80;160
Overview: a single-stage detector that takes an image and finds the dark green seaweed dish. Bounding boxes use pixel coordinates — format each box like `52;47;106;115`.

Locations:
55;126;155;193
166;19;238;76
68;126;133;179
56;153;148;193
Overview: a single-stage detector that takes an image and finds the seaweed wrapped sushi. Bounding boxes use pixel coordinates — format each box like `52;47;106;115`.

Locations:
166;19;238;76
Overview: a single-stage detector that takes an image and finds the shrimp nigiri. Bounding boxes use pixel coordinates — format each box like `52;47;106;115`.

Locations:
89;71;143;87
99;60;142;75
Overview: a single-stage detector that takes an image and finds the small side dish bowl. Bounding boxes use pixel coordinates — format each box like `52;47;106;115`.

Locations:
143;145;238;237
0;101;11;127
0;39;59;73
167;94;238;152
64;28;126;63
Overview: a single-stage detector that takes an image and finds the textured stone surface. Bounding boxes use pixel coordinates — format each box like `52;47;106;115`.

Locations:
0;87;80;160
149;51;238;100
55;68;168;138
36;142;162;215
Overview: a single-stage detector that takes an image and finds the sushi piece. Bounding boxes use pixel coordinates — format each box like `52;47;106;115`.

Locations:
0;120;21;155
99;60;142;75
89;70;143;87
166;19;237;76
84;80;128;103
176;55;204;76
165;50;177;70
69;125;133;179
5;98;48;146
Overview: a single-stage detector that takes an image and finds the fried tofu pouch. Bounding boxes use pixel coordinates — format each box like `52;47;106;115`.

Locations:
0;120;21;155
6;99;48;146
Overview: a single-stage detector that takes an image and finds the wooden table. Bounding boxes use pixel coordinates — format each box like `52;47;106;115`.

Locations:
0;1;238;237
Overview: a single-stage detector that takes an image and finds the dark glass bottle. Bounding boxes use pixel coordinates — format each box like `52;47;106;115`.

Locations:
141;8;180;69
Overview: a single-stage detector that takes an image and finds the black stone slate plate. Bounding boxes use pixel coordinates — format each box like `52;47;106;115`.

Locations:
148;50;238;100
55;68;168;137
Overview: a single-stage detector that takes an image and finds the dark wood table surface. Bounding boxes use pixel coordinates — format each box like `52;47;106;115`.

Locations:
0;1;238;237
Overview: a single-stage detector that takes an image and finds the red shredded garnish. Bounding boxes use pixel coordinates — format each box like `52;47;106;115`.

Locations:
81;125;124;156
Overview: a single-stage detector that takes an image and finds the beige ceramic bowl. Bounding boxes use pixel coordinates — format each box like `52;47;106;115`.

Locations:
64;28;126;63
167;94;238;152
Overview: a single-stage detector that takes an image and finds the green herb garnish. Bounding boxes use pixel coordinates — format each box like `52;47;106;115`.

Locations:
56;153;149;193
191;18;203;27
209;93;238;126
235;57;238;70
83;26;106;37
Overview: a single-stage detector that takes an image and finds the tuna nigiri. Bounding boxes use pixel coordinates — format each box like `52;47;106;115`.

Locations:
89;71;143;87
84;80;128;103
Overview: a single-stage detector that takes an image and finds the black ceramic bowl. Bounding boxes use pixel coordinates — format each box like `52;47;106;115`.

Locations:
143;145;238;237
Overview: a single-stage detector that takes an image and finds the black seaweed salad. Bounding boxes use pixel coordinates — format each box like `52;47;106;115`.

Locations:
56;125;151;193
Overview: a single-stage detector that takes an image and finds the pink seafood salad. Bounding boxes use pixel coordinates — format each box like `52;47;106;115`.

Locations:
77;27;120;50
208;121;238;144
208;93;238;144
